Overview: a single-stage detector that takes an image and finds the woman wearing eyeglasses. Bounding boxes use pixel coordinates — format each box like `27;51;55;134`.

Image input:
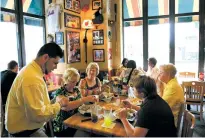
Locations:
158;63;184;127
52;68;98;137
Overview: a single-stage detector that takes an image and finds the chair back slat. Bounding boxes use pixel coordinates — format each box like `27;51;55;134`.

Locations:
181;110;195;137
182;81;205;102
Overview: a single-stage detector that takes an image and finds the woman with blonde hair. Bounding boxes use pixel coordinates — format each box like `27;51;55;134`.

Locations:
53;68;97;137
79;62;102;97
158;63;184;127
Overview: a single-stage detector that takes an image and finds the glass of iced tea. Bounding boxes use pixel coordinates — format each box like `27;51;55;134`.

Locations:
91;105;98;123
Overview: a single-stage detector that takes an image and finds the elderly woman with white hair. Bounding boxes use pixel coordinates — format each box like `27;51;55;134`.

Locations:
79;62;102;97
53;68;97;137
158;63;184;127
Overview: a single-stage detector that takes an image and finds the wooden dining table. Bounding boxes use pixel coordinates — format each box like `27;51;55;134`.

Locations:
63;96;140;137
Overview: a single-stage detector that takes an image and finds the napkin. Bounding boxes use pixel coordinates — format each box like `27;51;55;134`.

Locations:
101;122;116;129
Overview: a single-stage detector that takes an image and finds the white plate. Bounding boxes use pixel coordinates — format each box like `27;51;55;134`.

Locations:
113;108;137;121
78;104;102;115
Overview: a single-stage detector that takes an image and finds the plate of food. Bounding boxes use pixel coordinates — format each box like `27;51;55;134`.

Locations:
78;104;102;115
113;108;137;122
99;92;114;103
129;98;142;106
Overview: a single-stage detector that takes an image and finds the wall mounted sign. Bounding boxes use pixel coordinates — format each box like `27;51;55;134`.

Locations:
92;30;104;45
65;0;81;13
66;31;81;63
64;13;81;29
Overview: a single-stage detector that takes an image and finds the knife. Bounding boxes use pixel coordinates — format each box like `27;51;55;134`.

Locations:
81;118;92;122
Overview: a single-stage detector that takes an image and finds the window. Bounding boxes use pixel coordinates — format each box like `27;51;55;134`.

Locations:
0;12;18;71
148;0;169;16
148;18;170;66
123;0;143;19
22;0;43;16
122;0;204;74
175;0;199;14
0;0;45;69
175;16;199;74
124;20;143;68
0;0;15;10
24;17;44;64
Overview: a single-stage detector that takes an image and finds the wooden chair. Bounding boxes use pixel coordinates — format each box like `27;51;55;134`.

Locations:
177;103;185;136
44;120;54;137
182;81;205;122
181;110;196;137
179;72;196;78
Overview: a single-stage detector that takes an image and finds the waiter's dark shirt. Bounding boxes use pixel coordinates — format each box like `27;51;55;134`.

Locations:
135;95;177;137
1;70;17;105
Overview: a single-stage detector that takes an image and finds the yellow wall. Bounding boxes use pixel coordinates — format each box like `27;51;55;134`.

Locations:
45;0;122;74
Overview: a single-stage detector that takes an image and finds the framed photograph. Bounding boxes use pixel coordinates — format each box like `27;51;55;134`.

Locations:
64;13;81;29
93;30;104;45
93;49;105;62
92;0;102;10
65;0;81;14
66;31;81;63
55;32;64;45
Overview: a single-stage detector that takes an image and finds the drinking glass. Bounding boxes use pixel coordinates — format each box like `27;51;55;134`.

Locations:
91;105;98;123
103;108;113;127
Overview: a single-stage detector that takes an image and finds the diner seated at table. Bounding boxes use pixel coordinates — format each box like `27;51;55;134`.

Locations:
120;60;144;87
116;58;128;76
159;63;185;127
119;75;177;137
79;62;102;97
139;57;165;96
52;68;98;137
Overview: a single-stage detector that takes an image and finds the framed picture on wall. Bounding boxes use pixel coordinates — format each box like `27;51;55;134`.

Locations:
66;31;81;63
92;0;102;10
65;0;81;14
93;30;104;45
55;32;64;45
93;49;105;62
64;13;81;29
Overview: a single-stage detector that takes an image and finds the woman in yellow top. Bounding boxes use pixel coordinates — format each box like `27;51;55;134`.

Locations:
158;63;185;127
79;62;102;97
116;58;128;76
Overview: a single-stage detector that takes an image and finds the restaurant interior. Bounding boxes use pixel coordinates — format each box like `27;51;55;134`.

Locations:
0;0;205;137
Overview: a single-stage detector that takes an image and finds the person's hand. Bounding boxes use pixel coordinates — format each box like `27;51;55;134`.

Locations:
56;96;69;107
118;108;127;120
122;100;132;108
83;95;98;103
